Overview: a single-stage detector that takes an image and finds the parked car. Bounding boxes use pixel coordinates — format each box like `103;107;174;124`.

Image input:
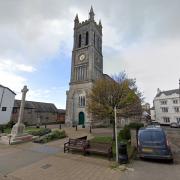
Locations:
138;127;173;162
148;121;161;128
170;122;180;128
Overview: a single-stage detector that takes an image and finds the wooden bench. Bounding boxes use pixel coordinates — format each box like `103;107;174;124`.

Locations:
85;141;113;160
64;137;88;154
76;136;87;140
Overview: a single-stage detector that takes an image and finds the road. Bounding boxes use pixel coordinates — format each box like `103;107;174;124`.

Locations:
120;126;180;180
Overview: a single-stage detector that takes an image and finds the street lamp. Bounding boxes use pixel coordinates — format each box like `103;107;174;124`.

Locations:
179;79;180;101
114;106;118;163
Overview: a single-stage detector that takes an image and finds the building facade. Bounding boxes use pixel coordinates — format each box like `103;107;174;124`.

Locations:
0;85;16;124
66;7;103;126
153;88;180;125
11;100;60;125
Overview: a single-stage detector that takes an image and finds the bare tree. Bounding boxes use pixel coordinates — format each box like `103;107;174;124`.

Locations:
87;72;143;140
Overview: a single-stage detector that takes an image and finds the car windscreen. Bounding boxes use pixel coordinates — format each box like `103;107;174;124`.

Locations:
139;130;166;146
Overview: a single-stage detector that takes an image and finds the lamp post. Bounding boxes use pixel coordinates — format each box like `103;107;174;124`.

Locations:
179;79;180;101
114;106;118;163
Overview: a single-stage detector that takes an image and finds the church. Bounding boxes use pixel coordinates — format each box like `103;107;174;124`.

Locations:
65;7;105;127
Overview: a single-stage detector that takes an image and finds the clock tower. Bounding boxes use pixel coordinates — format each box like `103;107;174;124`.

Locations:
66;7;103;126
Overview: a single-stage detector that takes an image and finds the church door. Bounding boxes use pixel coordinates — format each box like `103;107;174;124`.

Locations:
79;112;85;125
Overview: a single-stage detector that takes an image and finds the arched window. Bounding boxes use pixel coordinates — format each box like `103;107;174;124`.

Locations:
94;32;96;46
78;34;81;48
98;38;100;50
79;95;85;107
85;32;89;45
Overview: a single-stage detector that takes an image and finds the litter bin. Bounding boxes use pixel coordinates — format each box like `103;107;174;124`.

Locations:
118;142;128;164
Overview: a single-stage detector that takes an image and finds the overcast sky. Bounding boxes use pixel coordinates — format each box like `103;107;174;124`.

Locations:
1;0;180;108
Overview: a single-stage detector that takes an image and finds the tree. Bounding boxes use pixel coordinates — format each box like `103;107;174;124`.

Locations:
87;72;143;140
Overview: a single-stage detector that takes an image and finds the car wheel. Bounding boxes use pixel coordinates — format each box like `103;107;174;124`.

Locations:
168;158;174;164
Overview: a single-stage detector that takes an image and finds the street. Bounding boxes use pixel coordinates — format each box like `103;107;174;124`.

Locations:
120;126;180;180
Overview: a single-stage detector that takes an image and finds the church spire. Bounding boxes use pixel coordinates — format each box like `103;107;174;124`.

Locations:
99;20;102;28
74;14;79;27
89;6;95;21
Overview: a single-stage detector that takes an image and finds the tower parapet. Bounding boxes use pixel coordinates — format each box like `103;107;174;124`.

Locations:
74;6;102;34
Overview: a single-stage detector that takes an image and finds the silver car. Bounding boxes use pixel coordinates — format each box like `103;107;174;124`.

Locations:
170;122;180;128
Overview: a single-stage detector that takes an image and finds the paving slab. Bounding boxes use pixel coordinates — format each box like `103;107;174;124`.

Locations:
0;149;47;175
9;155;121;180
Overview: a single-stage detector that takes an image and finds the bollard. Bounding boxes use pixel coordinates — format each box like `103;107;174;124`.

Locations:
76;125;77;131
59;123;61;129
45;124;47;128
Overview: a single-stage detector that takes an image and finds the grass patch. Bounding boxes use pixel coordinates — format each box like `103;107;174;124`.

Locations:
1;127;48;135
91;135;135;159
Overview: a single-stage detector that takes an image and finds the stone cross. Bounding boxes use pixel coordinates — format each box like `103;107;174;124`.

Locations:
17;85;29;125
11;85;28;137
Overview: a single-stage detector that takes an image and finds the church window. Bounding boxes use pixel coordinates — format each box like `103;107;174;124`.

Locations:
79;95;85;107
78;34;81;48
85;32;89;45
94;32;96;46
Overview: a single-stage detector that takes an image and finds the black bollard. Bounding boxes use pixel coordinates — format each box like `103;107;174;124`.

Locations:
45;124;47;128
76;125;77;131
89;126;92;133
59;123;61;129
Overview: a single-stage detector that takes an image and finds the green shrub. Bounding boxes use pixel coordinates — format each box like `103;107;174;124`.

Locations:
33;130;66;144
28;128;51;136
128;122;144;131
118;125;131;141
5;121;15;129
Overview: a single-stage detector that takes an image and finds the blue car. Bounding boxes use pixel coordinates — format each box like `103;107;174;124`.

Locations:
138;127;173;162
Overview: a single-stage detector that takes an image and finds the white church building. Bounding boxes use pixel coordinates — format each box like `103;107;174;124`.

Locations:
0;85;16;124
153;88;180;125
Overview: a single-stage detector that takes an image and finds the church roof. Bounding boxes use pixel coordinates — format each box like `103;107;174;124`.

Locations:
156;89;180;97
14;100;58;113
103;74;114;81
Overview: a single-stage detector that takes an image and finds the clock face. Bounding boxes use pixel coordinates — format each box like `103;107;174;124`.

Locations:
79;54;86;61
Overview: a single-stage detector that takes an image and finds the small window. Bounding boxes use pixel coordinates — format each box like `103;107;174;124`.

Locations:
174;107;179;113
162;107;168;112
173;99;178;104
176;117;180;123
13;107;17;113
2;107;6;111
161;100;167;105
163;117;170;123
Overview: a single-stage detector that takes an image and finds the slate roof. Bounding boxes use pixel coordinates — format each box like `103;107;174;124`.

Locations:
156;89;180;97
57;109;66;113
14;100;58;113
0;84;16;95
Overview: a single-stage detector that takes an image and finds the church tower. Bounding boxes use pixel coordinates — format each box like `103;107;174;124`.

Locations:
66;7;103;126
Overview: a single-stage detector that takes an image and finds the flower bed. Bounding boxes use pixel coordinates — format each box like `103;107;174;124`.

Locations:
33;130;66;144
